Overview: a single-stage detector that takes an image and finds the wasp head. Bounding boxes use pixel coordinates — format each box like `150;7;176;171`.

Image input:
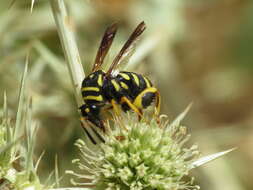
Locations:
79;104;100;117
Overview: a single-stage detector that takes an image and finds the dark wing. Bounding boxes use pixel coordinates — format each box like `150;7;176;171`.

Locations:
92;23;118;72
106;21;146;76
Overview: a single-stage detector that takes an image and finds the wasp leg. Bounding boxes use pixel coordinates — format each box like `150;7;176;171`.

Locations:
154;90;161;117
133;87;160;120
103;105;113;111
154;90;161;124
100;105;113;121
111;99;121;115
120;96;143;118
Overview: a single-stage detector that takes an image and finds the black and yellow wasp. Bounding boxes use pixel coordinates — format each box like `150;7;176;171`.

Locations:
80;21;161;142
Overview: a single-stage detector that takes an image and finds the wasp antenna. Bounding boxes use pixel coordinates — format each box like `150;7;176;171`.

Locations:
135;21;146;35
90;126;105;143
80;121;97;144
80;117;106;144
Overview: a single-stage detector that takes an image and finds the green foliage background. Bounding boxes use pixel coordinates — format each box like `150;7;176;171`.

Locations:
0;0;253;189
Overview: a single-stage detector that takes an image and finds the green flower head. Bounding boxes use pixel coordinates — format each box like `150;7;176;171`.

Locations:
69;113;200;190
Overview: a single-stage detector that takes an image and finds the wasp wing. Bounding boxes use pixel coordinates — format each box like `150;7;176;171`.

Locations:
106;21;146;76
92;23;118;72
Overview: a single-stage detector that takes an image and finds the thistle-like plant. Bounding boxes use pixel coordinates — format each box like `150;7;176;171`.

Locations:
69;116;199;189
0;62;46;190
67;107;234;190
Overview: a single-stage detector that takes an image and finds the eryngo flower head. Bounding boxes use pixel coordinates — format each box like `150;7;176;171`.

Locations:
69;112;201;190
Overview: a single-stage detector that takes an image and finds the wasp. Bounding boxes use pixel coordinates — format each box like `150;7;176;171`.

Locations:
80;21;161;143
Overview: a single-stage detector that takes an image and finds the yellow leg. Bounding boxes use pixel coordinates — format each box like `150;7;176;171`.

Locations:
132;87;161;119
154;90;161;124
120;96;143;117
154;90;161;117
100;105;113;118
111;99;121;115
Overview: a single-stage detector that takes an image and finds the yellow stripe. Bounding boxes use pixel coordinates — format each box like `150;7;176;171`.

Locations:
120;82;129;89
111;79;120;91
97;74;103;87
143;77;151;88
133;87;157;109
82;87;100;92
119;73;130;80
84;95;103;101
131;73;139;86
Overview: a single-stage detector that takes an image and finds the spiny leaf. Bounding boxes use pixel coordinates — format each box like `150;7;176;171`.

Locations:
168;102;192;130
14;56;29;148
55;155;60;188
191;148;236;169
45;170;55;187
3;91;8;120
26;123;39;175
35;150;45;172
2;92;13;147
31;0;36;13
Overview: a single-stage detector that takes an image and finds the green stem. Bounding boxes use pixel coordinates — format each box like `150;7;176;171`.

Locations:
50;0;85;107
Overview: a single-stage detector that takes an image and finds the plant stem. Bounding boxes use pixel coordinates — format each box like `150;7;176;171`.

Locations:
50;0;85;107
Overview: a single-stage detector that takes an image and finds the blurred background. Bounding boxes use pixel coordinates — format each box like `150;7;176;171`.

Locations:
0;0;252;189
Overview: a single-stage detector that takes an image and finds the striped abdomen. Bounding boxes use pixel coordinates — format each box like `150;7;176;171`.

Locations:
116;71;153;99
